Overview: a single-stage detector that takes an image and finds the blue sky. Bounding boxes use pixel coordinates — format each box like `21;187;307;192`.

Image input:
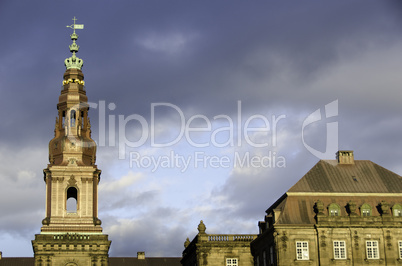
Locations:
0;0;402;257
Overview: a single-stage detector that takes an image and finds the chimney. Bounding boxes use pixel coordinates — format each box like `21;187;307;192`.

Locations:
336;150;354;164
137;251;145;260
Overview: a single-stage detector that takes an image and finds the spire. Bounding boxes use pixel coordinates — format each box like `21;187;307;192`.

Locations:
41;17;101;230
64;17;84;70
48;17;96;167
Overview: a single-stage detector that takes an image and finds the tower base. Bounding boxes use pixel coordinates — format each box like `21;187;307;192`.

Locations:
32;233;111;266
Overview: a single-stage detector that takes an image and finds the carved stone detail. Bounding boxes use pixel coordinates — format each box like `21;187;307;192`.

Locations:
68;175;77;186
380;201;390;215
315;200;325;216
280;231;288;251
347;201;357;216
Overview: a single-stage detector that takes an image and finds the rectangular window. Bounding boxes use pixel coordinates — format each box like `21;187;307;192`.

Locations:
399;241;402;259
333;241;346;259
362;209;371;216
226;258;238;266
330;209;339;216
366;241;379;259
263;251;267;266
296;241;309;260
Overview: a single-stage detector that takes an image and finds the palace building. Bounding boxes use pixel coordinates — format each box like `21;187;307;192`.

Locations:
251;150;402;265
181;151;402;266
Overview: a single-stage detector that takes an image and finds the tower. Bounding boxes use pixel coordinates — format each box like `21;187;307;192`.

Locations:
32;18;111;266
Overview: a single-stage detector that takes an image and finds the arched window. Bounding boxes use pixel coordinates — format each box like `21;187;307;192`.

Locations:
66;187;78;213
62;111;66;127
360;203;372;217
392;204;402;217
81;111;85;127
328;203;341;216
70;110;76;127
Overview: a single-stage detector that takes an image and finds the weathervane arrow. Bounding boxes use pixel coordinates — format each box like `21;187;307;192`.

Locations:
66;16;84;33
73;24;84;29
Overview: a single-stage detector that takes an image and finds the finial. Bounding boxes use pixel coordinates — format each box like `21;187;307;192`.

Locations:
197;220;206;234
65;17;85;70
184;237;190;248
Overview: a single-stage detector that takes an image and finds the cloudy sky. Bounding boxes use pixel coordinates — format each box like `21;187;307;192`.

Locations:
1;0;402;258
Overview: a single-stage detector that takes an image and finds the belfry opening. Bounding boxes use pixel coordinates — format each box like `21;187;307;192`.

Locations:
66;187;77;213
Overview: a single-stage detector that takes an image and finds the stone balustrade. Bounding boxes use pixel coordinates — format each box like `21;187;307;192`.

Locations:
207;234;257;242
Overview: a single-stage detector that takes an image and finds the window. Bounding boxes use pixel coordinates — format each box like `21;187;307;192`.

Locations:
399;241;402;259
66;187;78;213
226;258;238;266
270;246;274;265
330;209;339;216
333;241;346;259
361;203;372;217
70;110;76;127
366;241;379;259
296;241;309;260
329;203;340;216
263;251;267;266
393;204;402;217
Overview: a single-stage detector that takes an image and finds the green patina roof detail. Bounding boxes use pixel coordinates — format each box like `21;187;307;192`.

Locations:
65;17;84;70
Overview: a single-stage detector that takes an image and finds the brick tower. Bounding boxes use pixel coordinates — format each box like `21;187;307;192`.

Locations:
32;18;111;266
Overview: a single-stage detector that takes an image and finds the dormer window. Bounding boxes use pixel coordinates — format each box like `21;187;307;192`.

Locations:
361;203;372;217
393;204;402;217
329;203;340;217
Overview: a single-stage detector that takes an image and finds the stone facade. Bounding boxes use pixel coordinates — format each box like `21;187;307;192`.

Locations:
32;234;110;266
182;221;257;266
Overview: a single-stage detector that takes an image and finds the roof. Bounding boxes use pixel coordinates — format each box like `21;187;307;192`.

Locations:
264;159;402;225
288;160;402;193
0;258;34;266
0;257;181;266
275;195;402;225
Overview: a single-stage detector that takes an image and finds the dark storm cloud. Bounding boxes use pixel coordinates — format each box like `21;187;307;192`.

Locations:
2;1;400;138
104;207;190;257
